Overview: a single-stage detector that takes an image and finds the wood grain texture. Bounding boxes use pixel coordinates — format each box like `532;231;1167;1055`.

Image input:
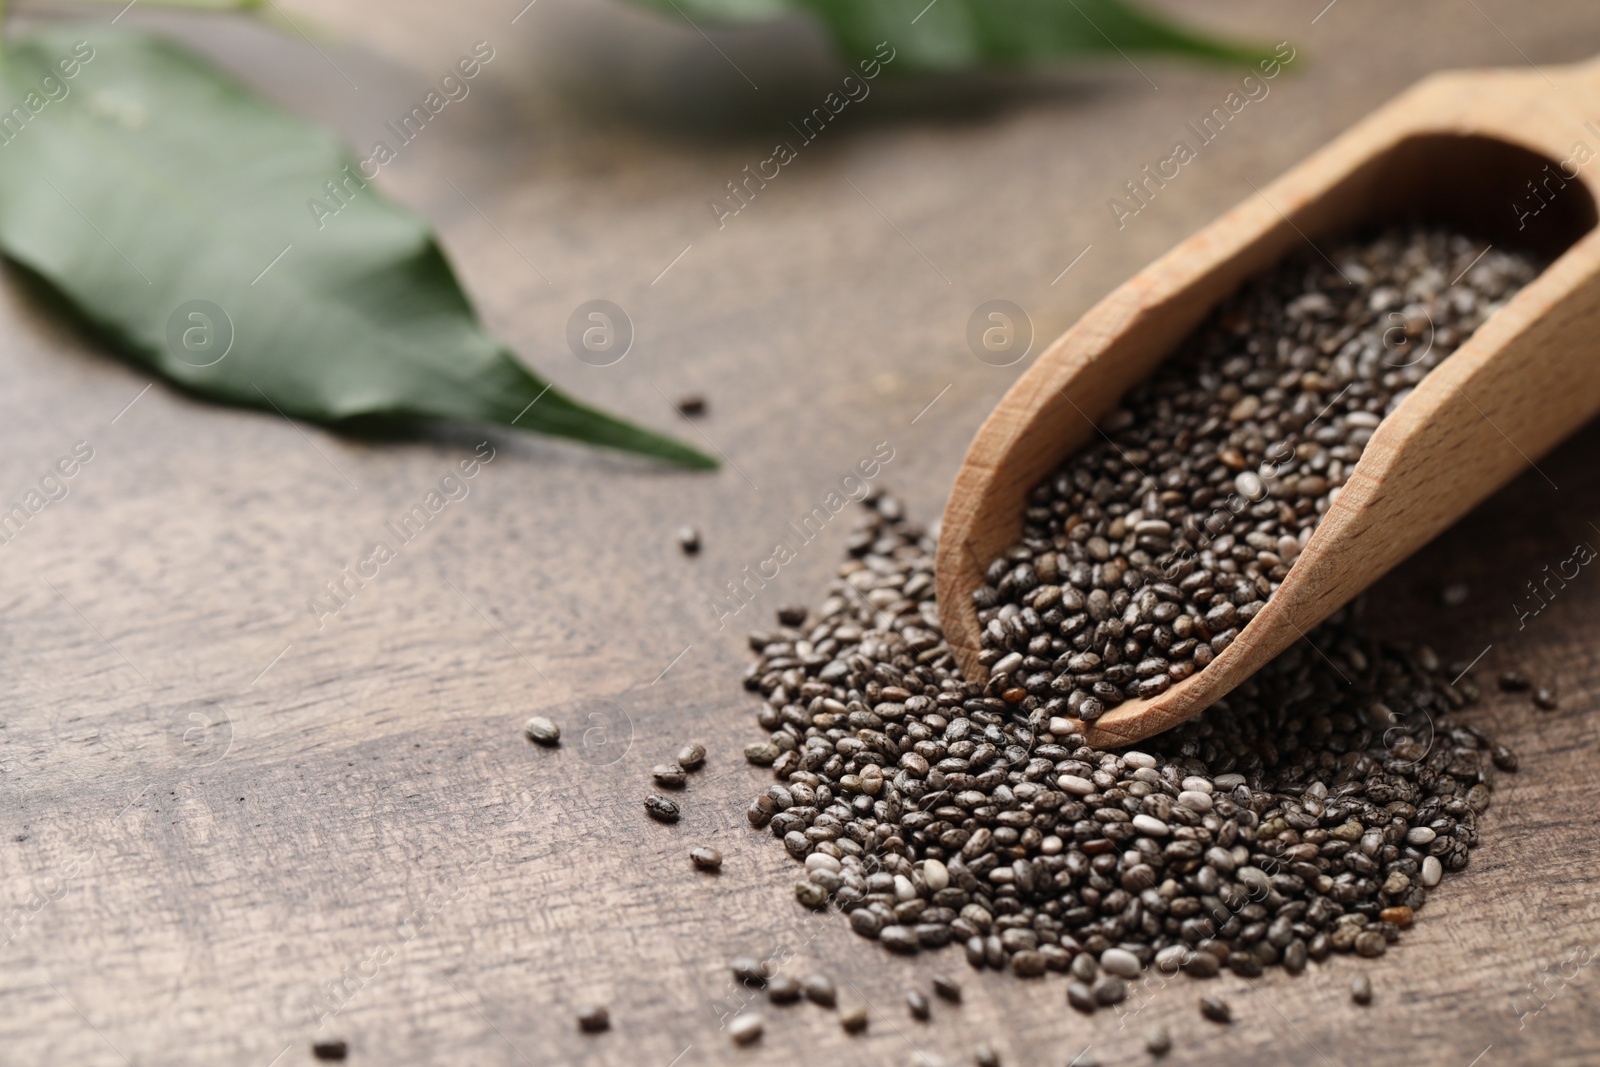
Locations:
0;2;1598;1065
936;55;1600;746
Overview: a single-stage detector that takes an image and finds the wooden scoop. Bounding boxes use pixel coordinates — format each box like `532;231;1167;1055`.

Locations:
936;55;1600;748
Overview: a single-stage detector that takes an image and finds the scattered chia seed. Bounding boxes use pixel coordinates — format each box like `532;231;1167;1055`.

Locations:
1534;686;1559;710
731;957;770;988
523;716;559;746
776;604;808;627
689;846;723;872
767;974;802;1003
1440;583;1469;607
677;742;708;770
643;794;679;823
312;1039;348;1061
729;1013;763;1045
577;1005;610;1033
678;525;701;555
1200;995;1232;1024
1498;670;1531;691
802;973;837;1007
651;762;688;788
907;989;931;1020
1066;981;1096;1015
932;973;962;1003
974;1044;1001;1067
1351;973;1373;1004
676;394;707;417
839;1004;868;1033
1144;1022;1172;1056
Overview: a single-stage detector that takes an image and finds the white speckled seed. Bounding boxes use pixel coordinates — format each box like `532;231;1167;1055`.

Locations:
1132;814;1170;837
1100;948;1141;978
806;853;841;875
729;1013;763;1045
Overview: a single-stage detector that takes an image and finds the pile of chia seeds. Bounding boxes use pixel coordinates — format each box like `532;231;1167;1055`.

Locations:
972;227;1540;720
744;496;1512;996
739;225;1530;1014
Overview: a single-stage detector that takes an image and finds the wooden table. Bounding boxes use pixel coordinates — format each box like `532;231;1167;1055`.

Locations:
3;1;1598;1064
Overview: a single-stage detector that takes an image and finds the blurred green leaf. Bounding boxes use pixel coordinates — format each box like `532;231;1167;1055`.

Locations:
0;26;716;469
628;0;1268;72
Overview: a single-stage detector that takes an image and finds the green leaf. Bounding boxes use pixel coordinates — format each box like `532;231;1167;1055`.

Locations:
632;0;1268;73
0;27;716;469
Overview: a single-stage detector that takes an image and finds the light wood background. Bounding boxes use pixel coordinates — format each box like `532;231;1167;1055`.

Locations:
2;2;1598;1065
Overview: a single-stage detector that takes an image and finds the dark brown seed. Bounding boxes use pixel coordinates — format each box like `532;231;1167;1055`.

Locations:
931;973;962;1003
1492;744;1519;772
1498;670;1532;691
312;1039;349;1061
907;990;931;1020
767;974;802;1003
689;846;722;872
1066;981;1097;1014
1091;975;1126;1006
794;880;828;908
1010;950;1046;977
676;742;707;770
1534;686;1559;710
1351;973;1373;1005
652;762;687;788
776;604;807;626
974;1044;1001;1067
881;926;919;954
729;1013;763;1045
644;794;679;822
1200;995;1232;1024
523;716;559;746
731;957;770;987
577;1005;610;1033
839;1005;868;1033
676;393;707;417
803;973;837;1007
677;525;701;554
743;742;779;767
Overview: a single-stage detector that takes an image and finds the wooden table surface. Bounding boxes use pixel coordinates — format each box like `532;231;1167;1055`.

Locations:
3;1;1599;1064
